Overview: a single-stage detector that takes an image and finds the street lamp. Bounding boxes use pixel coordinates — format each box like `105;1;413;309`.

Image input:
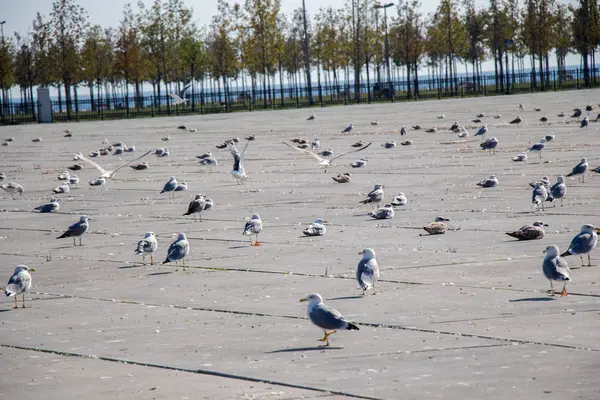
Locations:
0;21;6;43
301;0;313;105
374;3;393;85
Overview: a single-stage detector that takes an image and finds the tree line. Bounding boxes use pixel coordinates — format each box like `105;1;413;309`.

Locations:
0;0;597;117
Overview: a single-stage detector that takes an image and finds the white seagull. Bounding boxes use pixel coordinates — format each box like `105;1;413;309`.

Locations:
75;150;152;179
282;142;372;172
227;141;250;184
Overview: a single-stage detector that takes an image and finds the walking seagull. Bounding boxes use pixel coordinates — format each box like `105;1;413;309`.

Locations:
227;141;250;184
299;293;359;347
135;232;158;265
75;150;152;179
243;214;263;246
282;142;372;172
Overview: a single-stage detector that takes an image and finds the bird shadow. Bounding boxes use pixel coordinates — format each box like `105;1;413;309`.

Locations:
146;272;173;276
327;295;364;301
266;346;344;354
229;245;250;249
509;297;554;302
0;309;12;313
118;264;143;269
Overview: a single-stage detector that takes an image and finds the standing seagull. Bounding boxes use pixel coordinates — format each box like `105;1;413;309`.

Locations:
580;116;590;129
527;139;546;158
282;142;372;172
299;293;359;347
560;224;599;267
183;194;206;221
480;137;499;154
136;232;158;265
160;176;178;198
163;233;190;269
360;184;385;209
567;158;589;183
56;215;90;246
243;214;263;246
307;113;316;121
474;125;488;137
4;265;35;308
227;141;250;184
509;116;522;125
532;182;548;211
75;150;152;179
549;176;567;206
356;248;380;295
543;245;571;297
341;124;354;133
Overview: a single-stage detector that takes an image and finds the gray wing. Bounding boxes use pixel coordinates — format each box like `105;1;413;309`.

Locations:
543;256;570;281
550;183;566;198
161;181;177;192
6;272;29;295
571;162;588;175
167;240;187;261
356;258;379;290
569;232;594;254
112;150;153;175
35;203;57;212
367;189;383;203
309;303;348;330
329;142;373;163
227;143;242;170
66;221;87;237
186;199;204;214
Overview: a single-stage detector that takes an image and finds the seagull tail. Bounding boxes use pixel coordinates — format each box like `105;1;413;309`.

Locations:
566;172;574;177
560;250;572;257
347;322;360;331
162;258;170;264
57;232;69;239
505;232;520;240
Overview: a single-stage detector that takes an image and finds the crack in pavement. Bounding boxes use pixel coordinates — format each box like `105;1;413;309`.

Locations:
0;343;384;400
28;291;600;352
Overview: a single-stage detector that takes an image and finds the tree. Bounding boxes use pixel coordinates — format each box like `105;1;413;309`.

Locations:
115;3;146;106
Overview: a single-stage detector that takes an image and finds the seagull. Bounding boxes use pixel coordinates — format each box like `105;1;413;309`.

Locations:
532;182;548;211
332;173;352;183
480;137;499;154
198;154;218;171
586;104;593;112
68;164;83;171
560;224;599;267
243;214;263;246
549;176;567;206
351;158;368;168
540;116;548;123
527;139;546;158
437;114;445;119
169;92;189;106
370;121;379;125
163;233;190;269
423;217;451;235
449;122;460;131
183;194;206;221
136;232;158;265
245;135;256;141
476;113;485;118
360;184;384;209
543;245;570;297
1;182;24;199
341;124;354;133
227;141;250;184
513;152;528;162
53;182;70;194
311;138;320;149
566;157;588;182
425;127;438;133
89;177;106;187
557;112;565;117
0;172;5;180
299;293;359;346
57;215;90;246
32;137;42;142
174;182;188;193
160;177;178;198
4;265;35;308
307;113;316;121
283;142;372;173
534;107;542;112
474;125;488;137
580;116;589;129
545;132;555;142
391;193;407;207
302;218;328;236
351;141;365;148
400;140;413;146
75;150;152;179
477;175;498;188
494;114;502;119
571;108;582;118
382;141;396;149
518;103;524;110
509;116;522;125
506;221;547;240
472;118;482;123
58;171;70;181
400;126;407;136
369;204;394;220
356;248;379;295
69;175;79;185
34;198;59;213
130;161;149;170
319;149;333;157
161;136;171;141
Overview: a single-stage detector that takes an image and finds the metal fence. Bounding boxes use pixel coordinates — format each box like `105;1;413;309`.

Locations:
1;67;598;125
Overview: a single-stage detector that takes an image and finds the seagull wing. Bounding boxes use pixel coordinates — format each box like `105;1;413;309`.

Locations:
111;150;153;176
169;93;183;102
329;142;373;163
76;153;110;177
282;142;326;163
240;138;251;159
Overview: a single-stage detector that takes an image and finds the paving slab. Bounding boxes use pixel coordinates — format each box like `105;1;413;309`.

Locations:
1;90;600;399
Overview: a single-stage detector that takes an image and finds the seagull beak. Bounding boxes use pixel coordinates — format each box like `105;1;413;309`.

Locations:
543;224;549;227
29;268;36;272
323;220;329;225
542;249;547;254
358;250;363;255
299;298;307;302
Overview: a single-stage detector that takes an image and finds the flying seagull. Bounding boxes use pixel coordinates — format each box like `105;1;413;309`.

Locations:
75;150;152;179
282;142;372;172
227;140;250;184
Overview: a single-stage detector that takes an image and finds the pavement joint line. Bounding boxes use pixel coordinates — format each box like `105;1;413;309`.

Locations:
323;343;510;360
0;343;384;400
29;291;600;352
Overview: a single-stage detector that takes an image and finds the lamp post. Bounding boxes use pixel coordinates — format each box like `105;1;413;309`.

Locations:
301;0;313;105
374;3;393;85
0;21;5;43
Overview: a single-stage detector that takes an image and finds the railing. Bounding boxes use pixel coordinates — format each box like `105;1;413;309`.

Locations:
1;67;598;125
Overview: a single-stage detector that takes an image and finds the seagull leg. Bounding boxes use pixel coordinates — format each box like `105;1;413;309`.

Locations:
561;283;568;297
560;198;564;207
318;330;337;346
22;293;26;308
254;234;261;246
150;255;154;265
13;296;17;309
580;254;585;267
588;253;592;267
182;258;186;271
73;237;76;246
80;237;83;246
548;281;554;296
142;255;146;265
